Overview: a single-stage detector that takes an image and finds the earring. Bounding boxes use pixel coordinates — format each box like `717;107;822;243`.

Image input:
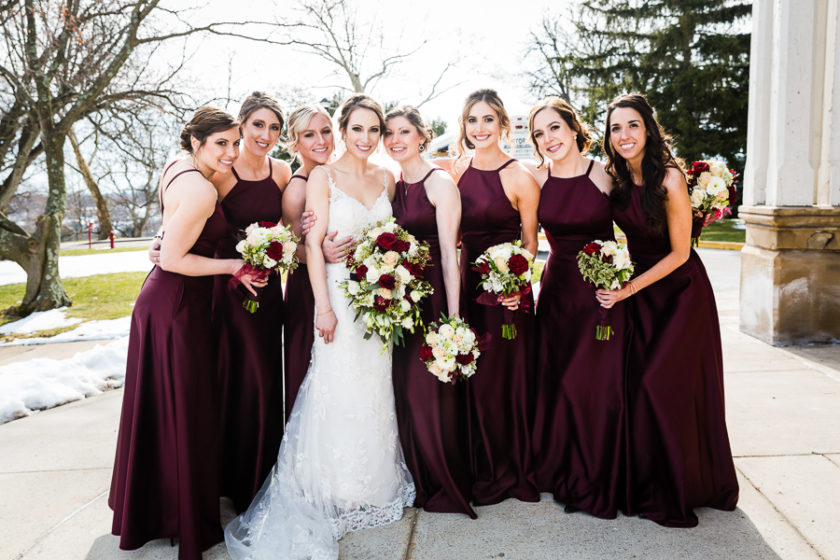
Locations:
419;144;425;152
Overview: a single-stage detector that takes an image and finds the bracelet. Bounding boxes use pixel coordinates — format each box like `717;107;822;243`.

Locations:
317;308;333;316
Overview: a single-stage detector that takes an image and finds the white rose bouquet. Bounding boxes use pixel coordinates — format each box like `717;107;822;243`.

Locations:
471;241;534;339
577;240;635;341
340;217;434;349
686;160;738;246
420;315;481;383
231;220;299;313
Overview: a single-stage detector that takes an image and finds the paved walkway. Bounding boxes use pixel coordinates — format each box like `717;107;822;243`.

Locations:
1;249;838;560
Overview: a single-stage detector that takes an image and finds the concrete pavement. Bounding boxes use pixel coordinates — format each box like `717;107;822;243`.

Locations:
1;248;838;560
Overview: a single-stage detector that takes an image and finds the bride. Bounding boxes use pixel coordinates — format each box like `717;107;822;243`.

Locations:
225;94;415;560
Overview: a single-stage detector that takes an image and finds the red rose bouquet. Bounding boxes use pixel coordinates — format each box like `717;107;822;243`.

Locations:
471;241;534;340
230;221;299;313
340;217;434;349
420;315;480;383
577;239;635;341
686;160;738;246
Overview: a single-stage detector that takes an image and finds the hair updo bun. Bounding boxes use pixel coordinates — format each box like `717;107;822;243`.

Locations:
179;106;240;153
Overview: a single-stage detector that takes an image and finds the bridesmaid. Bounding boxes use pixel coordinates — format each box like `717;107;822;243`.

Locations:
281;104;352;419
383;106;475;518
451;89;541;506
109;107;263;560
526;98;629;519
598;93;739;527
214;92;291;513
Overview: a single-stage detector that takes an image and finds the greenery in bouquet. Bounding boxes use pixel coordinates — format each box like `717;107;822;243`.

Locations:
577;240;635;341
232;221;299;313
340;217;434;349
471;241;534;339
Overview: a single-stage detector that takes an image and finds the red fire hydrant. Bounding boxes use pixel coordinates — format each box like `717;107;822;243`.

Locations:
109;230;115;249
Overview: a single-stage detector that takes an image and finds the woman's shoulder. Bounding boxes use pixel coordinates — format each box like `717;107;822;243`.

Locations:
662;165;687;193
587;159;615;193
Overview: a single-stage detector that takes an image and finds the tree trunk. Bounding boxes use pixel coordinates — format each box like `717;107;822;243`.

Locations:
68;130;113;240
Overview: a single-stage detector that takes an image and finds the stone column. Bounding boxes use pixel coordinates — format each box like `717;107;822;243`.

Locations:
740;0;840;345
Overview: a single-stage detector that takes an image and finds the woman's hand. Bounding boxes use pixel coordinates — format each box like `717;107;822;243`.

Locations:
300;210;316;236
235;266;269;296
148;238;161;265
596;283;634;309
500;293;521;311
323;232;354;263
315;309;337;344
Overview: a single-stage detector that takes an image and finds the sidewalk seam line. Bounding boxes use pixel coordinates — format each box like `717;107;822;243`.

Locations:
403;508;420;560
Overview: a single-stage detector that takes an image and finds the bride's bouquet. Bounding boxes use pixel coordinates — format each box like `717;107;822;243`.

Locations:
420;315;480;383
577;240;635;341
340;217;434;348
471;241;534;340
687;160;738;246
230;220;299;313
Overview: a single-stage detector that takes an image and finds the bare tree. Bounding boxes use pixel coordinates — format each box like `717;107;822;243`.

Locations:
67;127;113;240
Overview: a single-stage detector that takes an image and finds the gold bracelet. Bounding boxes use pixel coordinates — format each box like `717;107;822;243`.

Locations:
317;308;333;316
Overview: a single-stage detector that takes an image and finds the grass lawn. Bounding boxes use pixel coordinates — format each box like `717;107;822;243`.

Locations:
0;271;148;337
59;245;149;257
697;218;746;243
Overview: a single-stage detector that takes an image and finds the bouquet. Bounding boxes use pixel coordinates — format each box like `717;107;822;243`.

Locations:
471;241;534;340
686;160;738;246
577;240;635;341
420;315;481;383
340;217;434;349
230;220;299;313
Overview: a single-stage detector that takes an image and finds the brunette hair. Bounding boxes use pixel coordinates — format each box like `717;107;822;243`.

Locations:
385;105;434;151
454;89;511;159
179;106;239;153
238;91;285;130
285;103;333;159
603;93;683;233
337;94;386;134
528;98;592;166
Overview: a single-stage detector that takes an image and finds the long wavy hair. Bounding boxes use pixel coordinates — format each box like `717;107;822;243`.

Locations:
454;89;511;160
527;98;592;167
603;93;683;233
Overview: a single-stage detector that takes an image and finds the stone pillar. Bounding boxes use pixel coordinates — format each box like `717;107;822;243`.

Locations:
740;0;840;345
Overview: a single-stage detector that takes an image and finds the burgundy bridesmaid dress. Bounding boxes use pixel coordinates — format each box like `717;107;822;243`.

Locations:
110;167;227;560
458;159;539;506
392;168;476;518
531;160;630;519
283;173;314;421
214;162;285;512
612;185;739;527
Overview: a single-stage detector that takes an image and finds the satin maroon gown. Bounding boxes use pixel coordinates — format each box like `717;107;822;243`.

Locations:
110;168;227;560
531;160;630;518
214;163;285;513
458;159;539;506
392;168;475;518
283;173;314;421
612;185;739;527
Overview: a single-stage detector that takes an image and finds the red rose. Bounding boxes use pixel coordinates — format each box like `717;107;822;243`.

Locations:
405;261;425;278
258;221;277;228
374;296;389;312
378;274;396;289
582;242;600;256
508;254;529;275
472;260;491;275
376;232;397;250
455;352;474;365
355;264;368;279
419;345;434;362
692;161;709;173
728;185;737;207
266;241;284;260
393;239;410;253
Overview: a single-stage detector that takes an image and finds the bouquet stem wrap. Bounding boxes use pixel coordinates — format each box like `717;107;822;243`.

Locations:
475;285;532;340
595;306;614;341
228;264;270;313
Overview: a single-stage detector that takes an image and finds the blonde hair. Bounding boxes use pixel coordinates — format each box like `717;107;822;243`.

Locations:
528;98;592;167
454;89;511;159
284;104;333;160
385;105;434;151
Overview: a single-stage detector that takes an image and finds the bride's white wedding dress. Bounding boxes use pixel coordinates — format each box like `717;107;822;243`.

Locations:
225;169;415;560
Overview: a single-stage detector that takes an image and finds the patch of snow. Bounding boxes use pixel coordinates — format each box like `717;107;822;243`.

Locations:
0;337;128;424
0;251;152;286
0;308;82;334
0;317;131;346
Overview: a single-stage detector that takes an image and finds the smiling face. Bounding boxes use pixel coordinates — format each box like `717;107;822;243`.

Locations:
531;107;579;164
383;115;424;162
240;107;281;157
194;126;240;174
295;113;334;166
342;107;381;160
465;101;501;149
608;106;647;166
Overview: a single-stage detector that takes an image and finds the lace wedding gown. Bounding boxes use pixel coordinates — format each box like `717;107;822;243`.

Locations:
225;170;415;560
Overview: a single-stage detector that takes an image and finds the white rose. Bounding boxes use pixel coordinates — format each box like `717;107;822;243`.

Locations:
426;332;438;345
235;240;246;254
410;290;422;302
493;256;509;274
439;324;455;338
264;257;277;269
690;190;704;207
396;265;411;284
401;318;414;330
432;346;446;359
400;299;411;312
347;281;360;295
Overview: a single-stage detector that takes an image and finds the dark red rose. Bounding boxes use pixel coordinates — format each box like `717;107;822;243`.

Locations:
582;242;600;256
420;345;434;362
376;232;397;250
266;241;284;260
404;261;426;278
472;260;491;275
692;161;710;173
349;271;359;281
393;239;410;253
258;221;277;228
508;254;529;275
374;296;389;312
355;264;368;279
455;352;474;365
378;274;396;289
728;185;737;207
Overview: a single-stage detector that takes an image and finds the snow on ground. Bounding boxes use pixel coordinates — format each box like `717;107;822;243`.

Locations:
0;308;82;334
0;337;127;424
0;307;130;345
0;250;152;286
